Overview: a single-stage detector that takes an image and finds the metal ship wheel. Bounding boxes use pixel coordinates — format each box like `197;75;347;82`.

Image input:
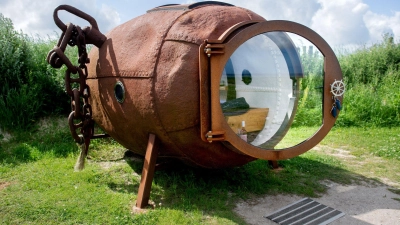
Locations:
331;79;345;97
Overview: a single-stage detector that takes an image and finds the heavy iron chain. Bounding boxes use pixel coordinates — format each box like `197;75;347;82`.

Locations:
47;23;93;145
47;5;107;153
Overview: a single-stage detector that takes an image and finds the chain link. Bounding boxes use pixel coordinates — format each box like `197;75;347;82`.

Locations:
46;5;108;170
47;23;93;144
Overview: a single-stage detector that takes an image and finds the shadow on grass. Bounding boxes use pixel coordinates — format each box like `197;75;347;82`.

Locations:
120;151;363;223
107;181;139;194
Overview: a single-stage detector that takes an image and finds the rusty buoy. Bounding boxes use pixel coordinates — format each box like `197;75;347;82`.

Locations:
48;1;344;208
85;2;342;168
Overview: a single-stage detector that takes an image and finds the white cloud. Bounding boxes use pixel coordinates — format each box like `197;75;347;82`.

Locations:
221;0;400;48
364;11;400;43
222;0;371;48
224;0;320;26
1;0;400;48
0;0;120;38
99;4;120;32
311;0;370;47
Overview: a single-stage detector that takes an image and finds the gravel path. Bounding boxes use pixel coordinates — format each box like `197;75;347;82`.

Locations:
234;181;400;224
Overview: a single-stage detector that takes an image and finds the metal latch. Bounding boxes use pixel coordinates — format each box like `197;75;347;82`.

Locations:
206;130;226;143
204;43;225;57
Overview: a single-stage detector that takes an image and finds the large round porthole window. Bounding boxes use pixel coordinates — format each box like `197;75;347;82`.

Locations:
202;20;343;160
220;31;307;149
114;81;125;103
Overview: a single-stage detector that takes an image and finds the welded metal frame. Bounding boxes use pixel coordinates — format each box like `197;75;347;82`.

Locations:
200;20;343;160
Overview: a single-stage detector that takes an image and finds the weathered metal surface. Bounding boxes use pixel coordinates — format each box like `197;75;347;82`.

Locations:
47;1;344;210
86;3;262;168
49;2;343;169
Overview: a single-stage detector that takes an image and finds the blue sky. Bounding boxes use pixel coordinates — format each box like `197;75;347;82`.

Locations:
1;0;399;49
363;0;400;14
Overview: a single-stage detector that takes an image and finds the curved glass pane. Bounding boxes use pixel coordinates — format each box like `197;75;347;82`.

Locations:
220;32;323;150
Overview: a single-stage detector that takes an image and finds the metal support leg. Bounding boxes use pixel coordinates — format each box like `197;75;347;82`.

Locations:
269;160;279;169
136;133;158;209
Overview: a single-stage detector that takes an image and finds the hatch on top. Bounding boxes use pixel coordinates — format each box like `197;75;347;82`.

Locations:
147;1;234;13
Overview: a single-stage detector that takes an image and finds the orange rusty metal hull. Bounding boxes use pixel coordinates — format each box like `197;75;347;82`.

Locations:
86;4;264;168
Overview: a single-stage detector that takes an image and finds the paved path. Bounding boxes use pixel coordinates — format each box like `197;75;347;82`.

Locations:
234;181;400;224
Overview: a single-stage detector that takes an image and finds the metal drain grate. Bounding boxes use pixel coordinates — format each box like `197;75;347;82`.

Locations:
265;198;345;225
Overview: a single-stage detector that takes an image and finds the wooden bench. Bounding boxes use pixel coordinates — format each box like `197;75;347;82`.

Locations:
225;108;269;133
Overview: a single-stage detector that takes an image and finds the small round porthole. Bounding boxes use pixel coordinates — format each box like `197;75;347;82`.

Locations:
242;69;252;85
114;81;125;103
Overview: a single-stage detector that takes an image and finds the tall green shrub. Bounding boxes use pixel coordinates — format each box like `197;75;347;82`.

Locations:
338;34;400;127
0;15;29;88
337;67;400;127
340;34;400;88
25;38;70;116
0;14;69;131
0;14;36;129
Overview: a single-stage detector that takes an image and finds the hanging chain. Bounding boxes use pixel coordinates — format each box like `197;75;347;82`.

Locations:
47;24;91;144
46;5;107;145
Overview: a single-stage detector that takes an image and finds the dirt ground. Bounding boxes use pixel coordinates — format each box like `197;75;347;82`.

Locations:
234;180;400;224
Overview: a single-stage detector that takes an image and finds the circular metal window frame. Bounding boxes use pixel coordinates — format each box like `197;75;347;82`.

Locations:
199;20;343;161
114;81;126;103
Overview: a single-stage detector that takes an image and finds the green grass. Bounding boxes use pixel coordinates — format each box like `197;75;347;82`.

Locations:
2;119;399;224
318;126;400;185
277;126;400;186
321;126;400;160
277;125;400;161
